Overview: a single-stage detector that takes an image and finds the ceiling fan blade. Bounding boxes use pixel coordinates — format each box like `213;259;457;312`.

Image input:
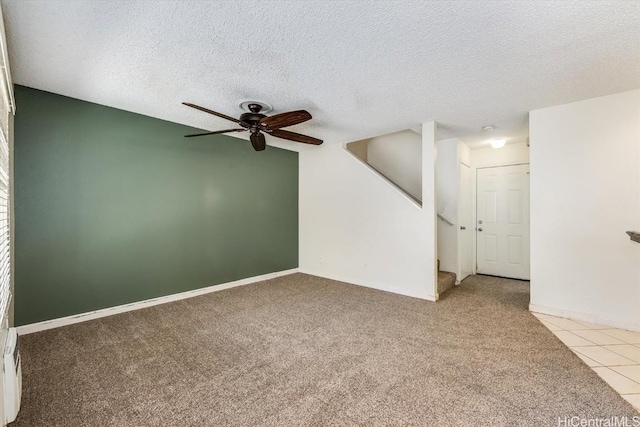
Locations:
270;129;323;145
184;128;246;138
260;110;312;129
250;133;266;151
183;102;248;127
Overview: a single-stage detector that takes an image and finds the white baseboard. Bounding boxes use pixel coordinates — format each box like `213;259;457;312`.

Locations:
16;268;300;335
299;269;436;302
529;303;640;333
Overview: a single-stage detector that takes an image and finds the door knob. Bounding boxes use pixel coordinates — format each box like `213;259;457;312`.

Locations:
460;226;466;230
478;228;483;232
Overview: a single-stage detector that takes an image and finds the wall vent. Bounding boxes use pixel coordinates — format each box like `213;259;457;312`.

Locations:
3;328;21;423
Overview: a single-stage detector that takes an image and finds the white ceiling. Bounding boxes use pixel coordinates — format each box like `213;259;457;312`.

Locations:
2;0;639;150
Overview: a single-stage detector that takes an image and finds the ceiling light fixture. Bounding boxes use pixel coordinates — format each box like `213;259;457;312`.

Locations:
491;138;506;149
481;125;495;132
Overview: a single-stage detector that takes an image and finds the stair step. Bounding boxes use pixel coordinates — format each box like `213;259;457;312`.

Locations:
438;271;456;296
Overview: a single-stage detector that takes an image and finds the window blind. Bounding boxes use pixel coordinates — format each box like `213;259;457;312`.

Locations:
0;3;14;318
0;127;8;318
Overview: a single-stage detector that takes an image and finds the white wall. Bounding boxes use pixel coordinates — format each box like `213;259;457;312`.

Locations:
345;138;368;163
299;123;437;300
436;138;459;273
458;140;471;167
529;90;640;331
367;130;422;201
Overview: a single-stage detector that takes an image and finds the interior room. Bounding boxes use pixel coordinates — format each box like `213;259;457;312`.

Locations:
0;1;638;426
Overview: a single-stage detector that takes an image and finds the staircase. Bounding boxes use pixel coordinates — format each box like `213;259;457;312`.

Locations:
437;259;456;297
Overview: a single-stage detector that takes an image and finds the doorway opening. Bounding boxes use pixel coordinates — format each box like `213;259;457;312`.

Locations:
436;137;530;297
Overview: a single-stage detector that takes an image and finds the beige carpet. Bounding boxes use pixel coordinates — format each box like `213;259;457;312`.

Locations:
12;274;638;426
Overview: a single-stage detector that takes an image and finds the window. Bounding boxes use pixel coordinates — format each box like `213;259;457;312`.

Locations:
0;4;14;318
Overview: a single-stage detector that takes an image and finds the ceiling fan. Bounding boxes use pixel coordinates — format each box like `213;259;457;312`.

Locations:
182;102;323;151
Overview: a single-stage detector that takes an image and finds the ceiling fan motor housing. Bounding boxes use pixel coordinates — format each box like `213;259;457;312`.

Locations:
239;103;270;131
239;111;266;128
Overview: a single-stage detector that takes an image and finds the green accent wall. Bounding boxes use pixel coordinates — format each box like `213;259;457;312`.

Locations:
14;86;298;325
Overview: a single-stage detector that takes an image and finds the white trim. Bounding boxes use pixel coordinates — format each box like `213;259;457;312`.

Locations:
456;161;472;282
16;268;299;335
299;269;437;302
529;303;640;333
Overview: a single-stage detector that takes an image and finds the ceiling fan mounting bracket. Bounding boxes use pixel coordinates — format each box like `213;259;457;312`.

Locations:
247;103;262;113
238;100;272;114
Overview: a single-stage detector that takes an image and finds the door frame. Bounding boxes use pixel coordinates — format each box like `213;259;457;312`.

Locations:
471;161;530;276
457;160;472;282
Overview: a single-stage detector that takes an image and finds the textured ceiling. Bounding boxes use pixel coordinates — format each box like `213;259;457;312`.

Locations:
2;0;639;150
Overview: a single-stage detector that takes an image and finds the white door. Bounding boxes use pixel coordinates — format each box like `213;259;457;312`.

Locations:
458;162;473;281
476;164;530;280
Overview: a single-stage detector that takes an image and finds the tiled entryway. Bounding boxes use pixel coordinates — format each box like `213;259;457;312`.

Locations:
532;312;640;411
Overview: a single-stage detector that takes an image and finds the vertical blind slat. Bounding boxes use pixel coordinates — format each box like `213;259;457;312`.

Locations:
0;64;10;317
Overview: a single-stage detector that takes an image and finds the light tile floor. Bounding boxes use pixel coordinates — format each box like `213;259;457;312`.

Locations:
532;312;640;412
